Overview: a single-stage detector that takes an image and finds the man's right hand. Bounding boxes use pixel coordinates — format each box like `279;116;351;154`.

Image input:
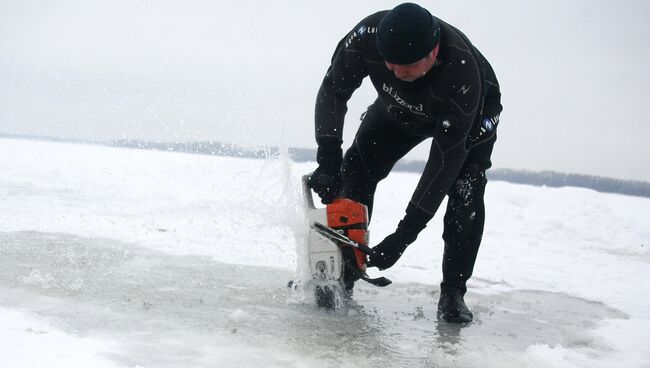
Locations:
308;166;341;204
367;204;431;270
309;138;343;204
366;231;413;270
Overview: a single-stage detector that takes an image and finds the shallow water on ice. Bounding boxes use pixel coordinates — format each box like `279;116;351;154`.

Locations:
0;231;627;368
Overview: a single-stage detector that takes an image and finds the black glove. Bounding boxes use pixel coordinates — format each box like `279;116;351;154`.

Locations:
367;204;432;270
367;229;414;270
308;138;342;204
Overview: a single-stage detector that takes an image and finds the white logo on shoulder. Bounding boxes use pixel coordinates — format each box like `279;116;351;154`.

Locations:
345;25;377;48
458;85;471;95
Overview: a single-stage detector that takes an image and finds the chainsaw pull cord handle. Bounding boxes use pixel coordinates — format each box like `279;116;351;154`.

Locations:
302;174;316;210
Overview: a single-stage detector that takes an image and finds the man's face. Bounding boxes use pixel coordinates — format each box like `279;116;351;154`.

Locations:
385;44;440;82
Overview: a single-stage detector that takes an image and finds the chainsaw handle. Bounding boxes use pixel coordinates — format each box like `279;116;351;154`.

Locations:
302;173;316;210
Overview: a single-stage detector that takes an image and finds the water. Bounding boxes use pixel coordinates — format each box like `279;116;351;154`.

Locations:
0;231;626;367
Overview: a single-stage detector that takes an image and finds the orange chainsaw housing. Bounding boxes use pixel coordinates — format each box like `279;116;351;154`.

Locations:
326;198;369;270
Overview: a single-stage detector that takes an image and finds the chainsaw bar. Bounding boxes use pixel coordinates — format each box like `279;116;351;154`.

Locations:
311;222;392;287
311;222;374;255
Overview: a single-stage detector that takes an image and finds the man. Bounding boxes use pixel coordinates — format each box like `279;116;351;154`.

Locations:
308;3;502;323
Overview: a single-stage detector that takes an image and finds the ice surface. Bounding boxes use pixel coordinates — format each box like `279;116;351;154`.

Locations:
0;138;649;367
0;231;628;368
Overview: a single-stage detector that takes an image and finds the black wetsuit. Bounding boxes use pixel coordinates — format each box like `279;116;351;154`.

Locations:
315;11;502;294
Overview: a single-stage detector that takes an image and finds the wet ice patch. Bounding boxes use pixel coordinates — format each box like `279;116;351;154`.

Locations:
0;231;635;367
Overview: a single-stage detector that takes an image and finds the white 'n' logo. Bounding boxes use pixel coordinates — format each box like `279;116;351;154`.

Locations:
459;85;471;95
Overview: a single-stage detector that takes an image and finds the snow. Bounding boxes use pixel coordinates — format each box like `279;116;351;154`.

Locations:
228;309;251;323
1;137;649;367
0;306;120;368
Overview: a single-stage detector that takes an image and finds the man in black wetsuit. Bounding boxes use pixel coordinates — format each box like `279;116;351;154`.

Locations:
308;3;502;323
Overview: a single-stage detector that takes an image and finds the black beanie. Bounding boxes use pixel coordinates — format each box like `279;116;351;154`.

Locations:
376;3;441;65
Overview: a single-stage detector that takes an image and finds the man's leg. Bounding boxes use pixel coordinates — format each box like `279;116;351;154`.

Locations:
340;105;425;218
339;105;424;290
441;163;488;294
438;134;496;322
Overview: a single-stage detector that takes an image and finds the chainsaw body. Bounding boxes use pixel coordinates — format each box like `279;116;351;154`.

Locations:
302;175;388;309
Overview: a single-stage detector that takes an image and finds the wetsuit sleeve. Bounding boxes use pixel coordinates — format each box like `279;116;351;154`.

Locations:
466;49;502;149
476;47;502;120
314;27;369;146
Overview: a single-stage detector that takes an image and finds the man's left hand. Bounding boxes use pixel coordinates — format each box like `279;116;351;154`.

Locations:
307;167;341;204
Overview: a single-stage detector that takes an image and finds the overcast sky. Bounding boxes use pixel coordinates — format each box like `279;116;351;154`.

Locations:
1;0;649;181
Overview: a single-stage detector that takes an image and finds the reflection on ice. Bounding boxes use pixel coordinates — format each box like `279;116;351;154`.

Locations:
0;231;626;368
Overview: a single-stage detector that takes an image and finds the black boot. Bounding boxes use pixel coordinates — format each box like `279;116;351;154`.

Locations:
437;290;473;323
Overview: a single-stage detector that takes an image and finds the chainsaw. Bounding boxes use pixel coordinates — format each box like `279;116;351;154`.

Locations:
301;174;391;310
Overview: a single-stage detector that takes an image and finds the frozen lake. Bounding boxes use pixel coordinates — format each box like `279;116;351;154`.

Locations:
0;231;631;367
1;138;648;367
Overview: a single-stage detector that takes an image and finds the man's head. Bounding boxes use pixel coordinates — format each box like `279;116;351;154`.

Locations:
377;3;441;81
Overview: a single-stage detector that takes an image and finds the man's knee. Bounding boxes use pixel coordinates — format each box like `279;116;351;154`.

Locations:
448;163;487;204
340;144;376;205
341;140;394;186
342;144;372;185
442;164;487;244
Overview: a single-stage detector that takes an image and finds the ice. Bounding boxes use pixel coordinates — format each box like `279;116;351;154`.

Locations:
228;309;251;323
0;232;608;366
0;231;635;367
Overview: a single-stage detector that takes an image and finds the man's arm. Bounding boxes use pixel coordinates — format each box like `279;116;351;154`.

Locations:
315;28;369;144
309;22;371;203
